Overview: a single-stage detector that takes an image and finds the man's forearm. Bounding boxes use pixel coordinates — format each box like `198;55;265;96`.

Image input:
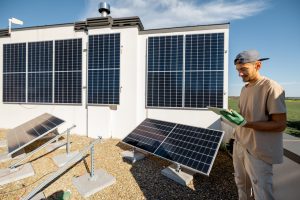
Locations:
244;121;286;132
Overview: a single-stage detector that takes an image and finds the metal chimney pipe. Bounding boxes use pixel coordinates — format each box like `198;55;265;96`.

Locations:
99;2;111;17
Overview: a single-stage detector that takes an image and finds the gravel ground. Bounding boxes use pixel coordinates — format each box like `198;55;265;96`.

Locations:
0;129;238;200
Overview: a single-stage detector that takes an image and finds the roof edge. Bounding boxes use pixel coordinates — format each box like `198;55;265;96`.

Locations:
140;23;229;35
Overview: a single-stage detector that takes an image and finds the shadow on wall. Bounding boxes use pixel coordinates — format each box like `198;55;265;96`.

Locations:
117;142;238;199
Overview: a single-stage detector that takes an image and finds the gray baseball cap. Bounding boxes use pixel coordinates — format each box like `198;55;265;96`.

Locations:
234;50;269;64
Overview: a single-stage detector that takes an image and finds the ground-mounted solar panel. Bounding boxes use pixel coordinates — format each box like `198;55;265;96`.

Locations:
6;113;65;155
88;33;120;105
28;41;53;103
3;43;26;103
185;33;224;108
122;118;224;175
55;38;82;104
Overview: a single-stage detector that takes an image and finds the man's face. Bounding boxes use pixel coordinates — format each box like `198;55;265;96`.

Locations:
235;61;260;82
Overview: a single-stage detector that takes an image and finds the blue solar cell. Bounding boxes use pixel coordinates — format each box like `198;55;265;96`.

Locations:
88;33;120;104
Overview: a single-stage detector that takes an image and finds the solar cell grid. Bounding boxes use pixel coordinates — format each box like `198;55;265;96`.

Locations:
88;33;120;105
185;33;224;108
28;41;53;103
55;38;82;104
3;43;26;103
147;35;183;108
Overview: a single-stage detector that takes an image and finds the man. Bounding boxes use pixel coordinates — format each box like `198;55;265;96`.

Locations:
223;50;286;200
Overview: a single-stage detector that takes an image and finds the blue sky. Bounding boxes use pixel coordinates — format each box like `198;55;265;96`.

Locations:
0;0;299;97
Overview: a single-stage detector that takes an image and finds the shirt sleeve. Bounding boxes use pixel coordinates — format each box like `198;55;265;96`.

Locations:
267;83;286;115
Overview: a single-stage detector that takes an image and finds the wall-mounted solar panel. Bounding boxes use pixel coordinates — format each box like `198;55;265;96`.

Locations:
3;43;26;103
122;118;224;175
185;33;224;108
147;35;183;107
88;33;120;105
55;38;82;104
28;41;53;103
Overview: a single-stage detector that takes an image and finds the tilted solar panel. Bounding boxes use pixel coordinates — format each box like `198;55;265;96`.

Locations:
122;118;224;175
6;113;65;155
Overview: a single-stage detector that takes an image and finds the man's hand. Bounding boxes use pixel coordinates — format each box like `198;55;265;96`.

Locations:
220;110;247;126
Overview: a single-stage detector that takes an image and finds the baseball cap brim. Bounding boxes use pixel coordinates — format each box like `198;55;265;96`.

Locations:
258;58;270;61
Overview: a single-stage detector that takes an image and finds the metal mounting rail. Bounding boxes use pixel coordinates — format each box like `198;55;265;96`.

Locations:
21;136;102;200
9;125;76;169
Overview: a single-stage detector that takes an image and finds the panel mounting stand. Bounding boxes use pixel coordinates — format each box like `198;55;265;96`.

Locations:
52;129;79;167
72;143;116;198
161;163;196;186
121;147;146;163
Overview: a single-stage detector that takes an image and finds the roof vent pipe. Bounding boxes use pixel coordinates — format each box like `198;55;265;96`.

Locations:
99;2;111;17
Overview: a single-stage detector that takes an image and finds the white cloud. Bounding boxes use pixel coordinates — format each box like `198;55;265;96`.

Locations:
81;0;269;29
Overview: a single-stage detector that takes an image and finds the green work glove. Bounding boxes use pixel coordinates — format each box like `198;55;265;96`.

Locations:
219;110;247;126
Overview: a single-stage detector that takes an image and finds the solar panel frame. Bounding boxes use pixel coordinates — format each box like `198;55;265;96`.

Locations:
122;118;224;176
6;113;65;156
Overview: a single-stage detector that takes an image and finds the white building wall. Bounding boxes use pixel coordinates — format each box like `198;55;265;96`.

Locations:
0;23;229;139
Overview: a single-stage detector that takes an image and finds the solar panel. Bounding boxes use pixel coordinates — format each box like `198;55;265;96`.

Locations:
185;33;224;108
146;33;225;109
3;43;26;103
28;41;53;103
88;33;120;105
147;35;183;107
122;118;224;175
55;39;82;104
6;113;65;155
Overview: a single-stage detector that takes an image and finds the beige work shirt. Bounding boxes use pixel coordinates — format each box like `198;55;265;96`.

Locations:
235;76;286;164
